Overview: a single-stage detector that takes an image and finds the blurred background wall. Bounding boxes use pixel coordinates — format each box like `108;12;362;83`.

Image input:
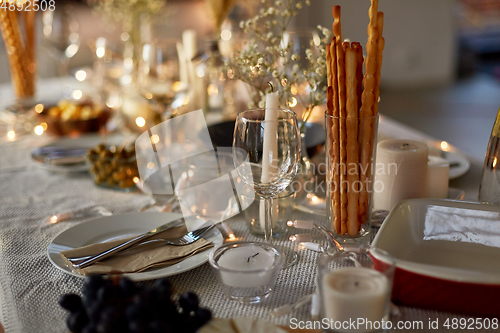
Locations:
0;0;498;88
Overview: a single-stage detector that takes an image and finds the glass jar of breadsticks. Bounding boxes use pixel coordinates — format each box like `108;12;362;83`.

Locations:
324;2;384;241
325;113;378;240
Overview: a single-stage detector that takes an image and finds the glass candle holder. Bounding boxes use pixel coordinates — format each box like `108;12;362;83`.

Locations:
325;113;379;242
209;241;284;304
242;187;295;237
317;246;395;333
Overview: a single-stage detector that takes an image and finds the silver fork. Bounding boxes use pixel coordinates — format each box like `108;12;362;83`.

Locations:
70;223;216;269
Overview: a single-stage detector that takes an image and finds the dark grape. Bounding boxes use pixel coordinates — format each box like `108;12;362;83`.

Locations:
126;303;151;322
99;306;121;323
87;301;104;324
153;278;172;294
97;284;119;304
179;292;199;313
83;275;106;293
119;276;138;298
81;323;97;333
149;321;172;333
66;311;88;333
194;307;212;327
128;320;148;333
59;293;83;313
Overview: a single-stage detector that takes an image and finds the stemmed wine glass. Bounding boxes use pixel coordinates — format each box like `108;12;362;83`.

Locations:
42;7;80;76
138;39;190;122
233;108;301;267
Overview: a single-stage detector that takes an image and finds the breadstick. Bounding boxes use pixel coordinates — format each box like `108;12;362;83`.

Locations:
329;41;341;234
326;43;332;89
345;45;360;236
358;0;380;224
373;12;384;116
352;42;364;112
0;10;31;99
336;38;348;235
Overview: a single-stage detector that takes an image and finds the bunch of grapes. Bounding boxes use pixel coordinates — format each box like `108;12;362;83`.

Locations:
59;275;212;333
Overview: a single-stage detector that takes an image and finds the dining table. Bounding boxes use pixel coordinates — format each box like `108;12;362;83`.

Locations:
0;76;489;333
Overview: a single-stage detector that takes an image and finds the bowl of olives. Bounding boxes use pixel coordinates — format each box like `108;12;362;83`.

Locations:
87;144;139;192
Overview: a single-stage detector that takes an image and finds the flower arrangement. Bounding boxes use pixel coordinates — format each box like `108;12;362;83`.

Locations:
89;0;165;45
229;0;329;124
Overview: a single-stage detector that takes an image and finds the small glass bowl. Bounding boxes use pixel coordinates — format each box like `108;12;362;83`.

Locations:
209;241;284;304
87;145;139;192
241;187;295;237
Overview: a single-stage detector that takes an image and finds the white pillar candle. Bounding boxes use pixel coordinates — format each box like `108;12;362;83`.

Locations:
259;91;279;230
217;245;275;288
427;155;449;198
322;267;390;332
373;140;428;211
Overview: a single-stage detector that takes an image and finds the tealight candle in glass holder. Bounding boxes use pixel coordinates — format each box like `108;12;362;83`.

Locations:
209;241;284;304
317;245;395;333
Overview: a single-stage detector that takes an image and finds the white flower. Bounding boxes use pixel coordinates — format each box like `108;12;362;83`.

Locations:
239;21;245;29
296;3;302;9
315;68;324;75
292;64;300;73
315;92;322;101
275;0;282;6
283;9;291;17
258;57;265;64
291;54;299;61
258;100;266;108
322;28;330;37
248;101;255;108
267;7;275;15
272;70;279;77
306;0;311;5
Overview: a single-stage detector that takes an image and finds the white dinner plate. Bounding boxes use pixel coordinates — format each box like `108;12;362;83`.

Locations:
47;212;223;281
31;133;124;172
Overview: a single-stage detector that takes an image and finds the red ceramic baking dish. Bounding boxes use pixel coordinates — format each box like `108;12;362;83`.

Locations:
371;199;500;317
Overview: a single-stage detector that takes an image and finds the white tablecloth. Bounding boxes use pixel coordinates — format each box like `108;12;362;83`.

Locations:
0;79;489;333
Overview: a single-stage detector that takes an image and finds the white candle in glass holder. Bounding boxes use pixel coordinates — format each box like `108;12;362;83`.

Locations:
427;155;449;198
373;140;428;211
322;267;390;331
217;245;275;288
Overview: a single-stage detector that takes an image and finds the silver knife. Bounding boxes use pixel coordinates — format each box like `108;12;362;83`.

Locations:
71;216;187;269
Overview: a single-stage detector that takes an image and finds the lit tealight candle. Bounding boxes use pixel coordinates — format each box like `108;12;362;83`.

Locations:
322;267;390;330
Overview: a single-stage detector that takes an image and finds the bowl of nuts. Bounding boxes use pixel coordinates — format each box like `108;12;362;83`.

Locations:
87;144;139;192
35;100;111;137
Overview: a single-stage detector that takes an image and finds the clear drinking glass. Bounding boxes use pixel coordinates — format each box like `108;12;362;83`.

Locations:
317;245;395;333
138;39;190;121
242;187;295;237
479;107;500;204
42;7;80;76
233;108;301;267
325;113;379;243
